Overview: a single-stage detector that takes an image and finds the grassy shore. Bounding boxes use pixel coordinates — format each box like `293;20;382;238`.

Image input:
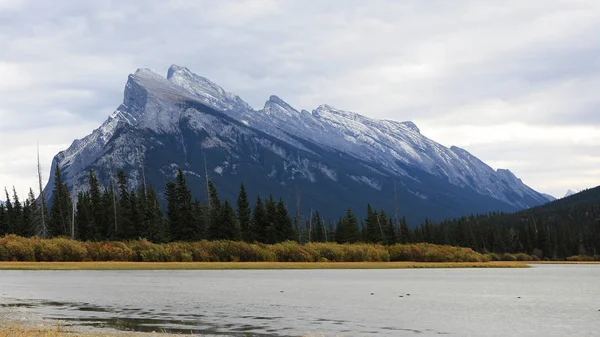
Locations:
0;261;531;270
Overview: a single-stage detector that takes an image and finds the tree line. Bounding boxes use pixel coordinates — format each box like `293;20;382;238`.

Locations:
1;166;598;259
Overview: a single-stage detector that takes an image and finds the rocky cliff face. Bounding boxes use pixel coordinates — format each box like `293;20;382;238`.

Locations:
43;65;552;224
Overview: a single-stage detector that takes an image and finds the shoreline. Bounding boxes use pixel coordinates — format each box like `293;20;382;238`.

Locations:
0;261;597;271
0;261;537;270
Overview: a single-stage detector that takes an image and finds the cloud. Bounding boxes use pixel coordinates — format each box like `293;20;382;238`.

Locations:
0;0;599;199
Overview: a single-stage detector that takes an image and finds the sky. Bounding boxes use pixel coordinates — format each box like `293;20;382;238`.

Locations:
1;0;599;200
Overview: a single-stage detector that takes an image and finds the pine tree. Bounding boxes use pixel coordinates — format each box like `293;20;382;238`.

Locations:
252;195;267;243
237;183;253;242
310;211;325;242
129;190;143;239
192;198;206;240
0;203;6;235
365;204;381;243
87;170;102;240
173;169;195;241
101;184;117;239
75;191;93;240
386;216;397;245
23;189;39;238
337;208;360;243
207;181;222;241
264;194;277;244
144;186;169;243
48;165;72;237
11;188;25;236
399;216;410;243
4;188;15;234
378;209;392;244
219;201;241;241
275;198;294;242
116;170;134;239
165;181;178;239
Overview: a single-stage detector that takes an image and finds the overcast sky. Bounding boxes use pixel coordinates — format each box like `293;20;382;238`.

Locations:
1;0;599;199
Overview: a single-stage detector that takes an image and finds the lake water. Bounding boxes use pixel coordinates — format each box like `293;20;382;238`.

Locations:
0;265;598;336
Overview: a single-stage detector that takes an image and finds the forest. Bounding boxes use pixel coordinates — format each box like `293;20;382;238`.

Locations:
1;165;598;261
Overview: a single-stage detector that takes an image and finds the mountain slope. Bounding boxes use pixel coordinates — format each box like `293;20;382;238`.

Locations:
43;65;552;224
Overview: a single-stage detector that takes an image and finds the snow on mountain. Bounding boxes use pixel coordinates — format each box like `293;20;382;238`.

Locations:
44;65;552;220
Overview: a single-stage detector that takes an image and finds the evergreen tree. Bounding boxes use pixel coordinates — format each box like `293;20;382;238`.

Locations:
236;183;253;242
399;216;410;243
144;186;169;243
4;188;15;234
11;188;25;236
275;198;294;242
75;192;93;240
101;183;117;238
0;203;6;235
264;194;277;243
207;181;222;241
48;165;73;237
87;170;102;240
22;188;38;238
337;208;360;243
310;211;325;242
165;181;178;239
129;190;143;239
252;195;267;243
219;201;241;241
384;214;397;245
364;204;382;243
116;170;134;239
192;198;206;240
173;169;195;241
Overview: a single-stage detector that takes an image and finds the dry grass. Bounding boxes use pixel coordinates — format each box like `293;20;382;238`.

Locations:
0;261;528;270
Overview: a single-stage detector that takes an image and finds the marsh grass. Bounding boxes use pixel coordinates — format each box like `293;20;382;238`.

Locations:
0;234;571;269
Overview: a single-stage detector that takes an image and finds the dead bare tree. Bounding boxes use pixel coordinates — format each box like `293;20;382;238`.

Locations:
36;142;48;238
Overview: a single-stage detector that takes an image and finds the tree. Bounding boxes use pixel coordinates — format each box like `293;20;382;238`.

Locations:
264;194;277;244
144;186;169;243
4;188;15;234
116;170;133;239
364;204;382;243
219;201;241;241
252;195;267;243
87;170;102;240
399;216;410;243
207;181;222;241
165;181;178;239
337;208;360;243
171;169;195;241
310;211;326;242
275;198;294;242
237;183;253;242
48;164;72;237
22;188;39;238
75;191;93;240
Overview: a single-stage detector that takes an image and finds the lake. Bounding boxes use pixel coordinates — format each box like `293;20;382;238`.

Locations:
0;265;598;336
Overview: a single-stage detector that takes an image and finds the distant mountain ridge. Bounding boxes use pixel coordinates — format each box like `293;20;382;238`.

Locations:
43;65;553;224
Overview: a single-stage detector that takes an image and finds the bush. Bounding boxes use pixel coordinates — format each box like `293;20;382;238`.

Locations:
0;235;542;264
566;255;596;262
387;243;486;262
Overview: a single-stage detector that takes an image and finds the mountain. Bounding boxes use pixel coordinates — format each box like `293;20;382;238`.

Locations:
42;65;553;224
564;189;579;198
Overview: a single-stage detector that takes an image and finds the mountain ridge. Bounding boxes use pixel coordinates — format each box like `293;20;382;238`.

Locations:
43;65;553;224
